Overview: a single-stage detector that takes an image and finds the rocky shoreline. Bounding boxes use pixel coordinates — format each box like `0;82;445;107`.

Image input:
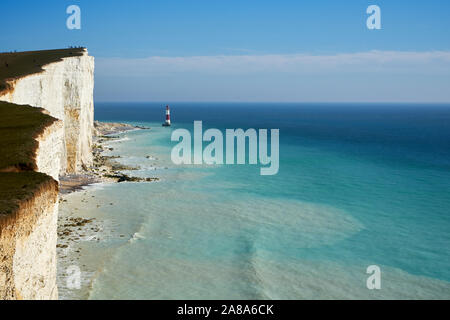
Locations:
59;121;159;194
56;121;159;299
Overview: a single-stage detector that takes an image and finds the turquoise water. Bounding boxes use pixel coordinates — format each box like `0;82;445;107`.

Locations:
60;103;450;299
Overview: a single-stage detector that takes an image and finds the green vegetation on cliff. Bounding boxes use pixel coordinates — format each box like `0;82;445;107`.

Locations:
0;172;56;216
0;48;85;94
0;101;58;216
0;101;58;172
0;48;74;219
0;48;80;220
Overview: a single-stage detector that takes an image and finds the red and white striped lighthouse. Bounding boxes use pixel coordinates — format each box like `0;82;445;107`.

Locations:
163;105;171;126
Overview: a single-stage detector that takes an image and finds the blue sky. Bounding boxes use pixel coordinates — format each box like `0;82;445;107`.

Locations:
1;0;450;102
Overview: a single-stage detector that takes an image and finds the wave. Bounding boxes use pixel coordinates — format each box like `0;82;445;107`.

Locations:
104;136;131;144
129;232;146;243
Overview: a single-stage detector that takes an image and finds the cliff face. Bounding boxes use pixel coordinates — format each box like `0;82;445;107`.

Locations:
0;173;59;300
0;50;94;174
0;49;94;300
35;120;64;181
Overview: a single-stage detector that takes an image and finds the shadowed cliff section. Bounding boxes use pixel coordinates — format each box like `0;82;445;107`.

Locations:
0;48;85;95
0;101;59;172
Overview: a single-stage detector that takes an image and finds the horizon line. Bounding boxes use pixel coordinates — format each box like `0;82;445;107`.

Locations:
94;101;450;104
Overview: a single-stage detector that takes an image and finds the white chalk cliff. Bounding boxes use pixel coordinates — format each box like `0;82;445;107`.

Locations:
0;49;94;300
0;50;95;174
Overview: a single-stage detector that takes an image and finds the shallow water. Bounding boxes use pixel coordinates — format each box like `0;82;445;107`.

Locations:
58;103;450;299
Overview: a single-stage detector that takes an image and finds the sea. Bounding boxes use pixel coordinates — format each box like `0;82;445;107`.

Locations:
58;102;450;299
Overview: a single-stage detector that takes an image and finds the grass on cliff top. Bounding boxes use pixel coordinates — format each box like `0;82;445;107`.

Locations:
0;172;55;216
0;101;58;171
0;48;85;94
